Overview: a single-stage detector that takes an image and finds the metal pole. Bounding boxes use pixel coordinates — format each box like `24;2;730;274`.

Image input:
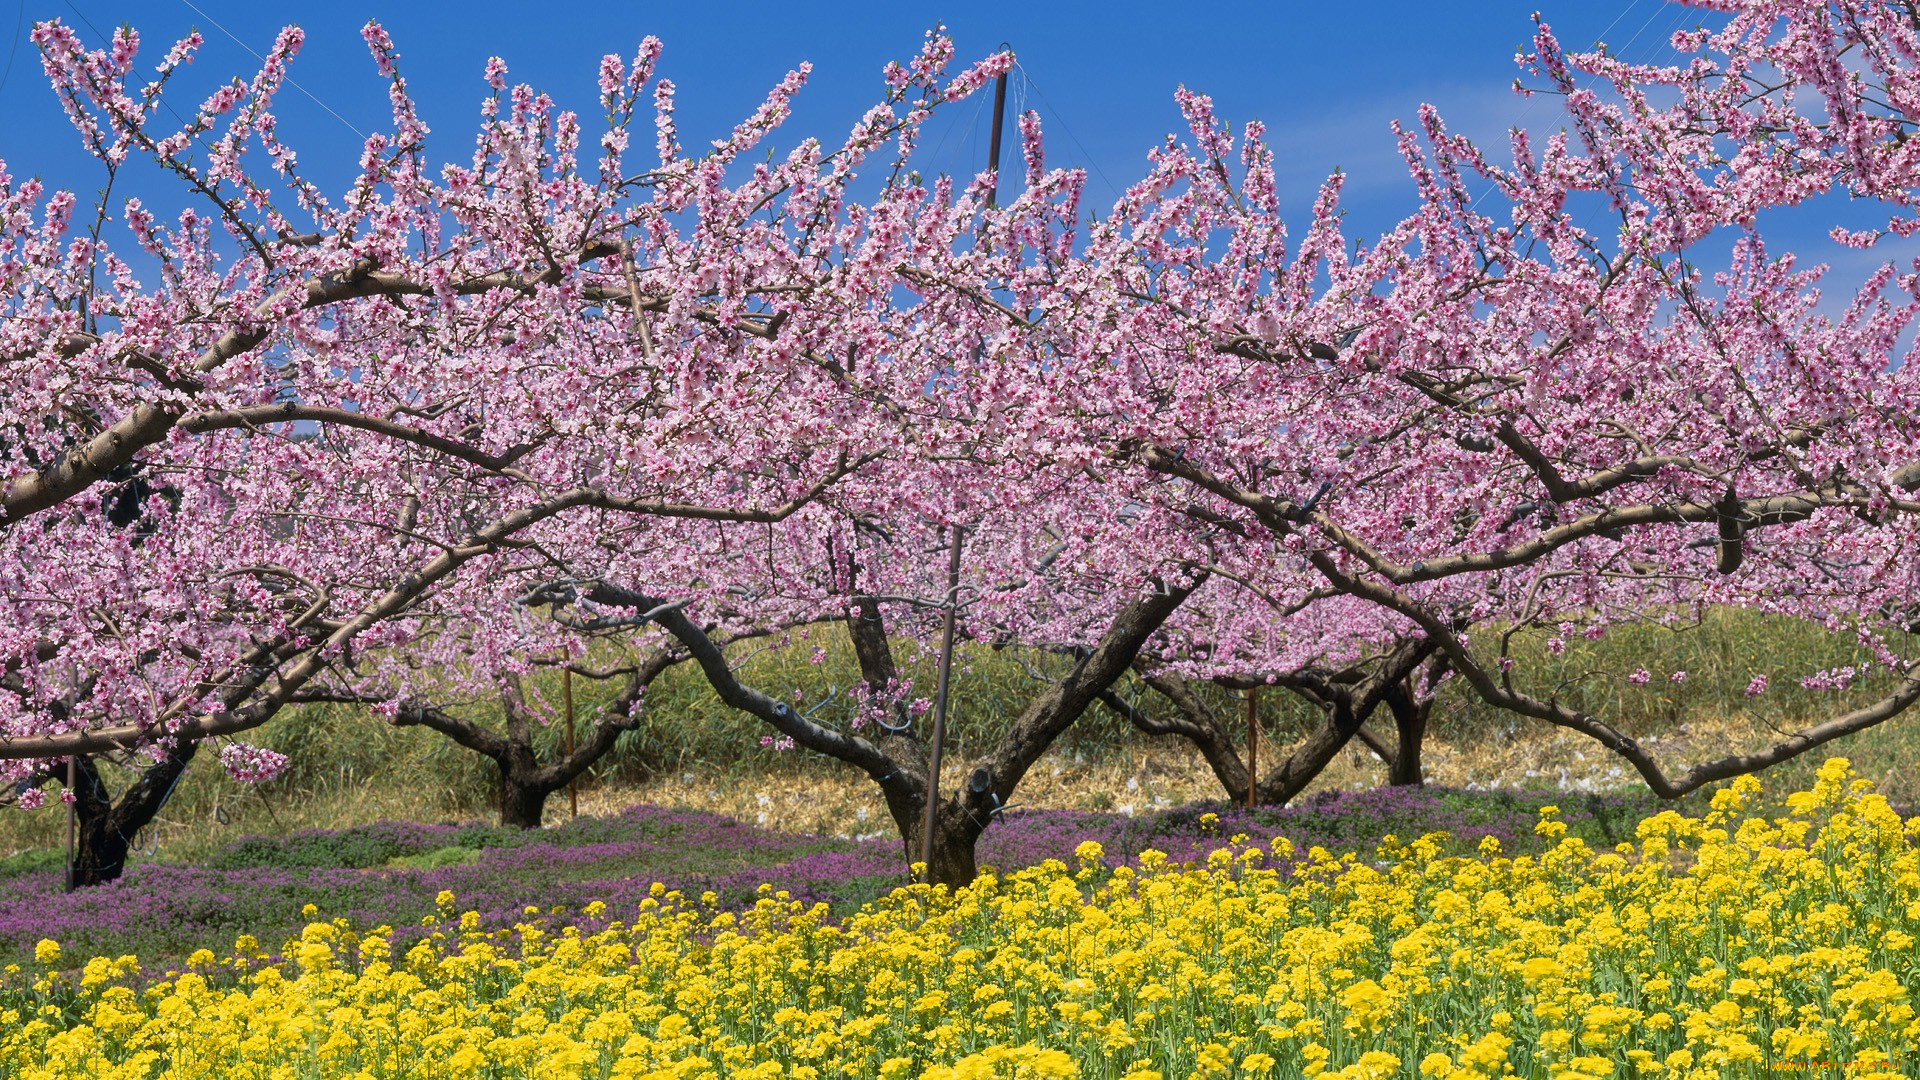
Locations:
564;667;578;819
918;526;966;880
984;50;1010;211
65;756;76;893
1245;689;1258;810
918;61;1007;882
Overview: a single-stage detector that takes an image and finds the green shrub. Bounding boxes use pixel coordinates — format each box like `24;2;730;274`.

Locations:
385;846;484;871
0;848;61;880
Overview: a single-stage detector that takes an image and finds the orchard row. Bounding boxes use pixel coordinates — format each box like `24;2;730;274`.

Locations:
4;5;1920;885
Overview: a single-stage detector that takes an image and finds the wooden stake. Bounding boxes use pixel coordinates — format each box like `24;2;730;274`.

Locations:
1245;688;1258;810
564;666;577;819
65;756;76;893
918;525;966;881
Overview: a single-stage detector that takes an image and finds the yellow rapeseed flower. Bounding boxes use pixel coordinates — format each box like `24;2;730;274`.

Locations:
3;765;1915;1080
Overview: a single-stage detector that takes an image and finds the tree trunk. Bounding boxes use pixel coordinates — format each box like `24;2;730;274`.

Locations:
67;740;198;888
67;756;123;889
385;660;665;831
922;816;979;889
888;792;979;889
1384;684;1427;787
1099;676;1251;804
1254;698;1367;806
497;745;553;829
619;573;1200;891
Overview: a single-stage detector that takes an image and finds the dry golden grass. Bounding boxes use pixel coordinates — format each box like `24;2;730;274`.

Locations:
7;699;1915;865
566;706;1920;836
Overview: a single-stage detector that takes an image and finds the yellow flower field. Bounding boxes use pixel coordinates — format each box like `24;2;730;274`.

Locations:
4;759;1917;1079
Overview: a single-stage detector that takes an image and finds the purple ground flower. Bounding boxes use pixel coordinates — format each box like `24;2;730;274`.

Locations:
0;786;1655;970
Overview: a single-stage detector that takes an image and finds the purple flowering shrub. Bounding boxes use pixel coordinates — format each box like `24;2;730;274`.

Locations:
0;787;1659;970
978;785;1659;874
0;805;904;969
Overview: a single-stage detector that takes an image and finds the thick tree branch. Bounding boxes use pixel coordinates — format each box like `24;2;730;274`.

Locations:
1142;444;1851;585
180;405;539;475
571;585;904;788
1098;675;1249;802
957;574;1203;833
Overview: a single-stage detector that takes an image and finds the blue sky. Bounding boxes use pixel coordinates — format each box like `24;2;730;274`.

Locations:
4;0;1898;310
0;0;1715;240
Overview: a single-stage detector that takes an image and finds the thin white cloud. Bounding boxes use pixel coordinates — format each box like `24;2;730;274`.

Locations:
1264;83;1568;211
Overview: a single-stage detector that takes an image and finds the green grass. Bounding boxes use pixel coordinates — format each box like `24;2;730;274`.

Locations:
384;845;486;871
0;848;62;880
1451;606;1908;735
1439;607;1920;802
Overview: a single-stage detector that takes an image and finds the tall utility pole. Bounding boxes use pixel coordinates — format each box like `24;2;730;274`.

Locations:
918;57;1010;881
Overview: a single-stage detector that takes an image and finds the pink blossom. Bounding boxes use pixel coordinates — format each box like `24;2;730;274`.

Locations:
218;743;290;784
1801;666;1858;692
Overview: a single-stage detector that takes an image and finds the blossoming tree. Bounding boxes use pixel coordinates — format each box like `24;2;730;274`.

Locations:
1022;4;1920;801
491;447;1208;885
0;19;1024;882
3;18;1222;886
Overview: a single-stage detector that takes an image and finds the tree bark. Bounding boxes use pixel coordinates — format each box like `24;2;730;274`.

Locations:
1254;640;1433;805
66;740;198;887
924;801;980;887
1252;697;1368;805
1109;640;1436;809
847;595;914;729
928;577;1201;887
376;655;674;830
1098;675;1250;804
496;743;551;829
887;790;979;886
1382;681;1428;787
1355;660;1446;786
